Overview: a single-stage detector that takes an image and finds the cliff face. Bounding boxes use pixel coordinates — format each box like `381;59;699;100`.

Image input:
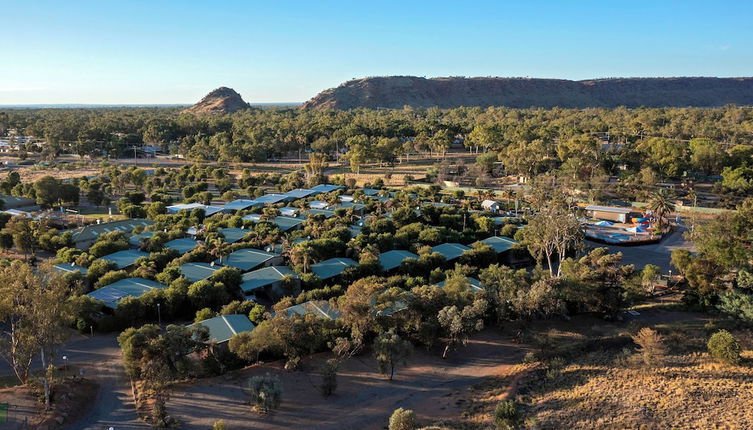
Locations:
301;76;753;110
182;87;250;115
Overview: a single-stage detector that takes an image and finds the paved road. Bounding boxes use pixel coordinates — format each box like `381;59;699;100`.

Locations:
586;223;694;273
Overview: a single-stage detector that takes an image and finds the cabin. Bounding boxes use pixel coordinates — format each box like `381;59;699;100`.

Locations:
221;248;283;272
585;205;642;223
69;219;154;250
192;314;255;345
180;262;219;283
481;199;501;212
278;300;341;320
98;249;149;270
378;250;418;272
165;238;199;255
87;278;167;309
431;243;471;262
240;266;299;300
311;257;358;280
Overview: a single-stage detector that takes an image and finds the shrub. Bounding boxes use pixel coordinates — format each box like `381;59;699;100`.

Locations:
195;307;216;322
707;330;741;365
631;327;666;366
500;223;518;238
388;408;416;430
493;400;518;429
320;358;338;397
212;420;228;430
248;373;282;414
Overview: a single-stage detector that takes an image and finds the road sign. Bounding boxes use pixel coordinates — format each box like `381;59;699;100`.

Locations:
0;402;8;422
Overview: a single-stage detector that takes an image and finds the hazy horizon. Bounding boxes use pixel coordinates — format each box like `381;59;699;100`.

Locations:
2;0;751;104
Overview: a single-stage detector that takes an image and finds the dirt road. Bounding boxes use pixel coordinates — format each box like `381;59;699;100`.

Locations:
168;330;529;429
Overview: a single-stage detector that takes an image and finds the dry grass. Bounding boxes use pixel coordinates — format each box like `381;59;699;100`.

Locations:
438;309;753;430
522;349;753;429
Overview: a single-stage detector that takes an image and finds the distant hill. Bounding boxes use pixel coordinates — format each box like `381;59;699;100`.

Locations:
301;76;753;110
182;87;250;115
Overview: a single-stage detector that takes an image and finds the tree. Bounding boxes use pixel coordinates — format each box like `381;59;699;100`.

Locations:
320;358;339;396
635;137;688;178
670;249;692;275
437;298;488;358
248;373;282;414
118;323;208;418
33;176;63;206
707;330;741;365
493;400;519;429
631;327;666;366
524;200;583;277
303;153;329;186
647;188;675;232
290;243;315;273
641;264;661;292
689;138;726;175
721;166;753;193
476;152;497;174
4;216;37;256
373;330;412;380
0;262;75;407
388;407;417;430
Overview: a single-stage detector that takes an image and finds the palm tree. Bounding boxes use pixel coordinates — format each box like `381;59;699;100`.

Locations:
209;238;229;264
290;244;314;273
648;189;675;232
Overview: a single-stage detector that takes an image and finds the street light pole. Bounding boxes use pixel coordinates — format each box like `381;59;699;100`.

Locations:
157;303;162;327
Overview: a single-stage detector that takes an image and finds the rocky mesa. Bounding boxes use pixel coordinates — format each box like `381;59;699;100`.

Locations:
301;76;753;110
182;87;250;115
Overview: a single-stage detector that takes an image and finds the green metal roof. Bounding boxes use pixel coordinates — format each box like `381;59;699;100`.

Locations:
165;238;199;255
0;195;36;209
53;263;88;275
311;257;358;280
222;248;279;272
69;219;154;244
272;216;304;232
378;250;418;271
431;243;471;261
240;266;298;294
478;236;517;254
87;277;167;309
280;300;341;320
128;231;154;247
180;262;219;283
219;227;250;243
99;249;149;269
193;314;255;344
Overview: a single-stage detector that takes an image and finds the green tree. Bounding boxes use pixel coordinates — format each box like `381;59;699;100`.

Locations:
320;358;339;397
437;298;488;358
248;373;282;414
689;137;726;175
388;407;417;430
707;330;741;365
373;330;412;380
647;188;675;232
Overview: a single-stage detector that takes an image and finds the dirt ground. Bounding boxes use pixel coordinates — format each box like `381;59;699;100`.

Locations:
0;378;99;430
167;329;530;430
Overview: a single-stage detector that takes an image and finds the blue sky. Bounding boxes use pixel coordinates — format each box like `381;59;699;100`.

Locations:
1;1;751;104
